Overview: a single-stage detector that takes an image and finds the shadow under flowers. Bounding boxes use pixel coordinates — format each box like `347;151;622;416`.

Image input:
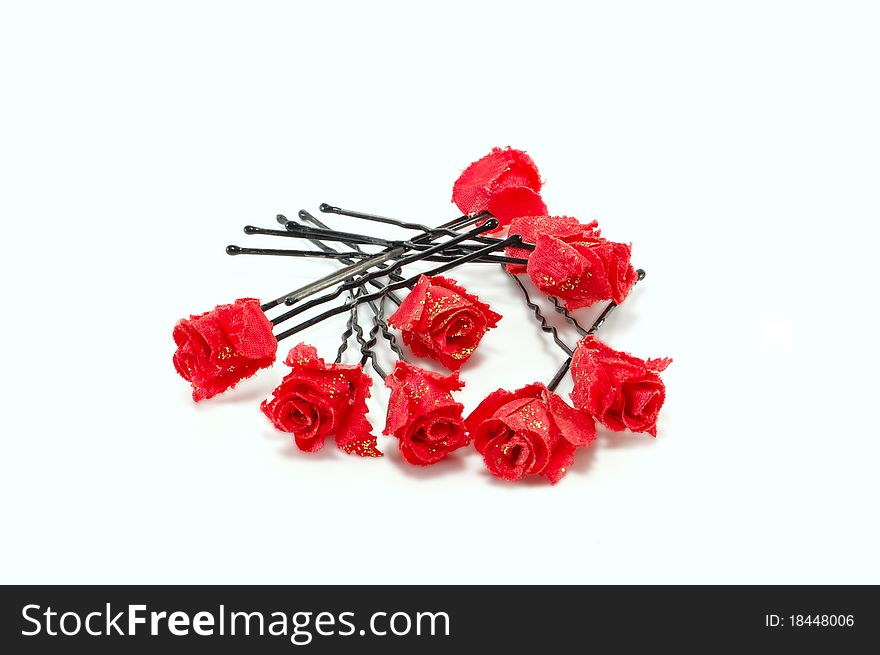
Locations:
595;425;659;450
193;373;280;406
387;446;470;479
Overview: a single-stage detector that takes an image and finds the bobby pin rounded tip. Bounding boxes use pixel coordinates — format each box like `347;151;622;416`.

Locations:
243;225;260;235
319;203;338;213
226;245;241;255
636;268;646;281
276;214;289;225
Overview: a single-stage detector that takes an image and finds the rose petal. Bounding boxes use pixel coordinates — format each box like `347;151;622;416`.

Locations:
485;186;548;233
543;439;577;484
334;366;382;457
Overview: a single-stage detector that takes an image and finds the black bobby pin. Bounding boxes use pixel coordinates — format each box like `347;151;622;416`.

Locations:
270;221;502;331
268;225;502;330
285;212;405;306
227;244;370;260
261;215;495;312
281;222;523;264
273;235;521;342
232;241;525;266
267;222;500;329
260;247;408;312
320;203;537;252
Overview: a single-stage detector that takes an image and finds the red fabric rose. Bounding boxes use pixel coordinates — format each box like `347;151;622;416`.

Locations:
387;275;501;371
506;214;602;274
465;383;596;483
261;343;382;457
383;361;469;465
452;147;543;232
570;336;672;437
526;234;637;310
172;297;277;401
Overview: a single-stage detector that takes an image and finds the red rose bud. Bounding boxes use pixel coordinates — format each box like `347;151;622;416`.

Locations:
387;275;501;371
506;215;602;274
261;343;382;457
465;383;596;484
172;297;277;402
526;234;637;310
452;146;543;229
383;361;469;465
570;336;672;437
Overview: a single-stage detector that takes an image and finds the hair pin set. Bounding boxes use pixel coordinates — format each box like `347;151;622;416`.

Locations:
172;147;671;483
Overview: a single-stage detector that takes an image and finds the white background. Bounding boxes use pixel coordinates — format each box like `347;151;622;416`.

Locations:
1;1;878;584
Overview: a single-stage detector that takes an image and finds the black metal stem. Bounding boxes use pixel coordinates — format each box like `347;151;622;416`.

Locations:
371;293;407;364
261;246;407;312
549;295;590;337
335;289;363;363
547;358;572;392
505;268;574;356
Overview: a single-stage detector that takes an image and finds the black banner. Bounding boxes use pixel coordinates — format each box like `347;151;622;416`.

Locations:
1;585;875;652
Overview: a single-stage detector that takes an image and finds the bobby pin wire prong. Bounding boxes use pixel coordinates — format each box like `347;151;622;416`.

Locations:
335;289;362;363
358;297;389;378
273;234;522;343
505;268;575;357
549;296;590;337
546;268;646;392
373;293;408;363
